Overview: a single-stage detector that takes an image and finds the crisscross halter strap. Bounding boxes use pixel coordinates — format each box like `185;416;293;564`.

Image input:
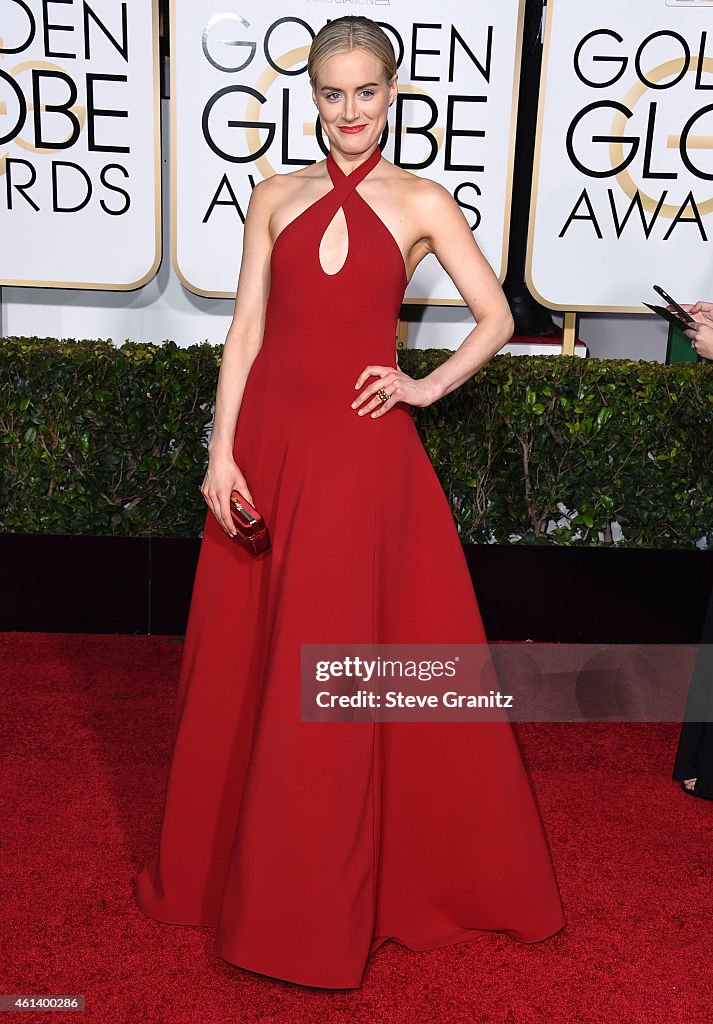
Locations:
320;145;382;220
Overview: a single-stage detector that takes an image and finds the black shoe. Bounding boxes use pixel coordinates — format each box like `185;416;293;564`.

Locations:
680;781;713;800
505;292;560;338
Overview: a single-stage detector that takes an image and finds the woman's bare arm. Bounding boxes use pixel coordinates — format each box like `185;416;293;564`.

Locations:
207;179;273;458
201;177;275;535
352;178;514;418
416;180;514;402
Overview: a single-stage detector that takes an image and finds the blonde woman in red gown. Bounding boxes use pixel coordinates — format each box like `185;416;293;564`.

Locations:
136;15;565;989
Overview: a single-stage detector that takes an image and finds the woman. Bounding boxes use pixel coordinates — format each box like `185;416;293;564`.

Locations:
136;16;565;988
671;299;713;800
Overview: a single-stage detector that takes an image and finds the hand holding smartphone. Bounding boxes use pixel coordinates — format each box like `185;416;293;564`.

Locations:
643;284;696;332
653;284;695;325
643;285;713;363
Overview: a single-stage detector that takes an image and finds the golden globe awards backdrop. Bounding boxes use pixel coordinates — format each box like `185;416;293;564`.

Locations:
527;0;713;312
171;1;525;303
0;0;161;290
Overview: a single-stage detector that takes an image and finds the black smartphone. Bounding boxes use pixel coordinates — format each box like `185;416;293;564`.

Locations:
653;284;694;324
643;284;696;332
642;303;694;332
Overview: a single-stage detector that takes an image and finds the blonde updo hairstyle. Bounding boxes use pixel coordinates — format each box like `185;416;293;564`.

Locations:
308;16;397;88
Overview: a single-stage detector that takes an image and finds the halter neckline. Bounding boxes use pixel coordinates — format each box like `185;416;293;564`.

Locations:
326;145;382;186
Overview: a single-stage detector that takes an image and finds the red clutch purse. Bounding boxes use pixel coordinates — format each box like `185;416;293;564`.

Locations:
229;489;271;556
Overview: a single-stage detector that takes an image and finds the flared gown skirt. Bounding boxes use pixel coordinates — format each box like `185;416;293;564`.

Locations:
136;330;565;988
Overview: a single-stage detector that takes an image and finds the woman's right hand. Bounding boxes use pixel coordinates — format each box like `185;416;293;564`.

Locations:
200;452;255;538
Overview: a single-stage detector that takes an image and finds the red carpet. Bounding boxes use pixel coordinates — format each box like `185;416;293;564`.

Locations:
2;631;712;1023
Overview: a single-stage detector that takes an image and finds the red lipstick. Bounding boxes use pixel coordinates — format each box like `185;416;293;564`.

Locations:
339;125;367;134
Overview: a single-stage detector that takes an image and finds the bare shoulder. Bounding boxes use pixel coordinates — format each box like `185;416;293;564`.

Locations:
248;169;297;207
255;163;325;194
408;175;457;213
380;160;442;190
378;163;460;249
249;162;326;218
379;161;456;214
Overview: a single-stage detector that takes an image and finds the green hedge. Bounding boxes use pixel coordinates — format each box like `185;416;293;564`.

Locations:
1;336;712;547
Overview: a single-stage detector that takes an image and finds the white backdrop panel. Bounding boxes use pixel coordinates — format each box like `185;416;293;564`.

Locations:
528;0;713;311
172;0;524;303
0;0;161;290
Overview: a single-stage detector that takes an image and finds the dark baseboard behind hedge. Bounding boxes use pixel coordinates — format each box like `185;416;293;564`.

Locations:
6;534;199;636
463;545;713;643
3;533;713;643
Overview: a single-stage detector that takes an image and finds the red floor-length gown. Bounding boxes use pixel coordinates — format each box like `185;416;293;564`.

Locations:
136;144;565;988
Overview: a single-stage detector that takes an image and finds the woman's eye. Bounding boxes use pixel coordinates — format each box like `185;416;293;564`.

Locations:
323;90;374;101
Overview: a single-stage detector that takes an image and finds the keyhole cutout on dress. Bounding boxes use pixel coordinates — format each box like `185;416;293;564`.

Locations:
318;205;349;276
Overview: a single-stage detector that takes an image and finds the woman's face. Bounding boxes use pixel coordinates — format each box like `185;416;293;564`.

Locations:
312;48;397;157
